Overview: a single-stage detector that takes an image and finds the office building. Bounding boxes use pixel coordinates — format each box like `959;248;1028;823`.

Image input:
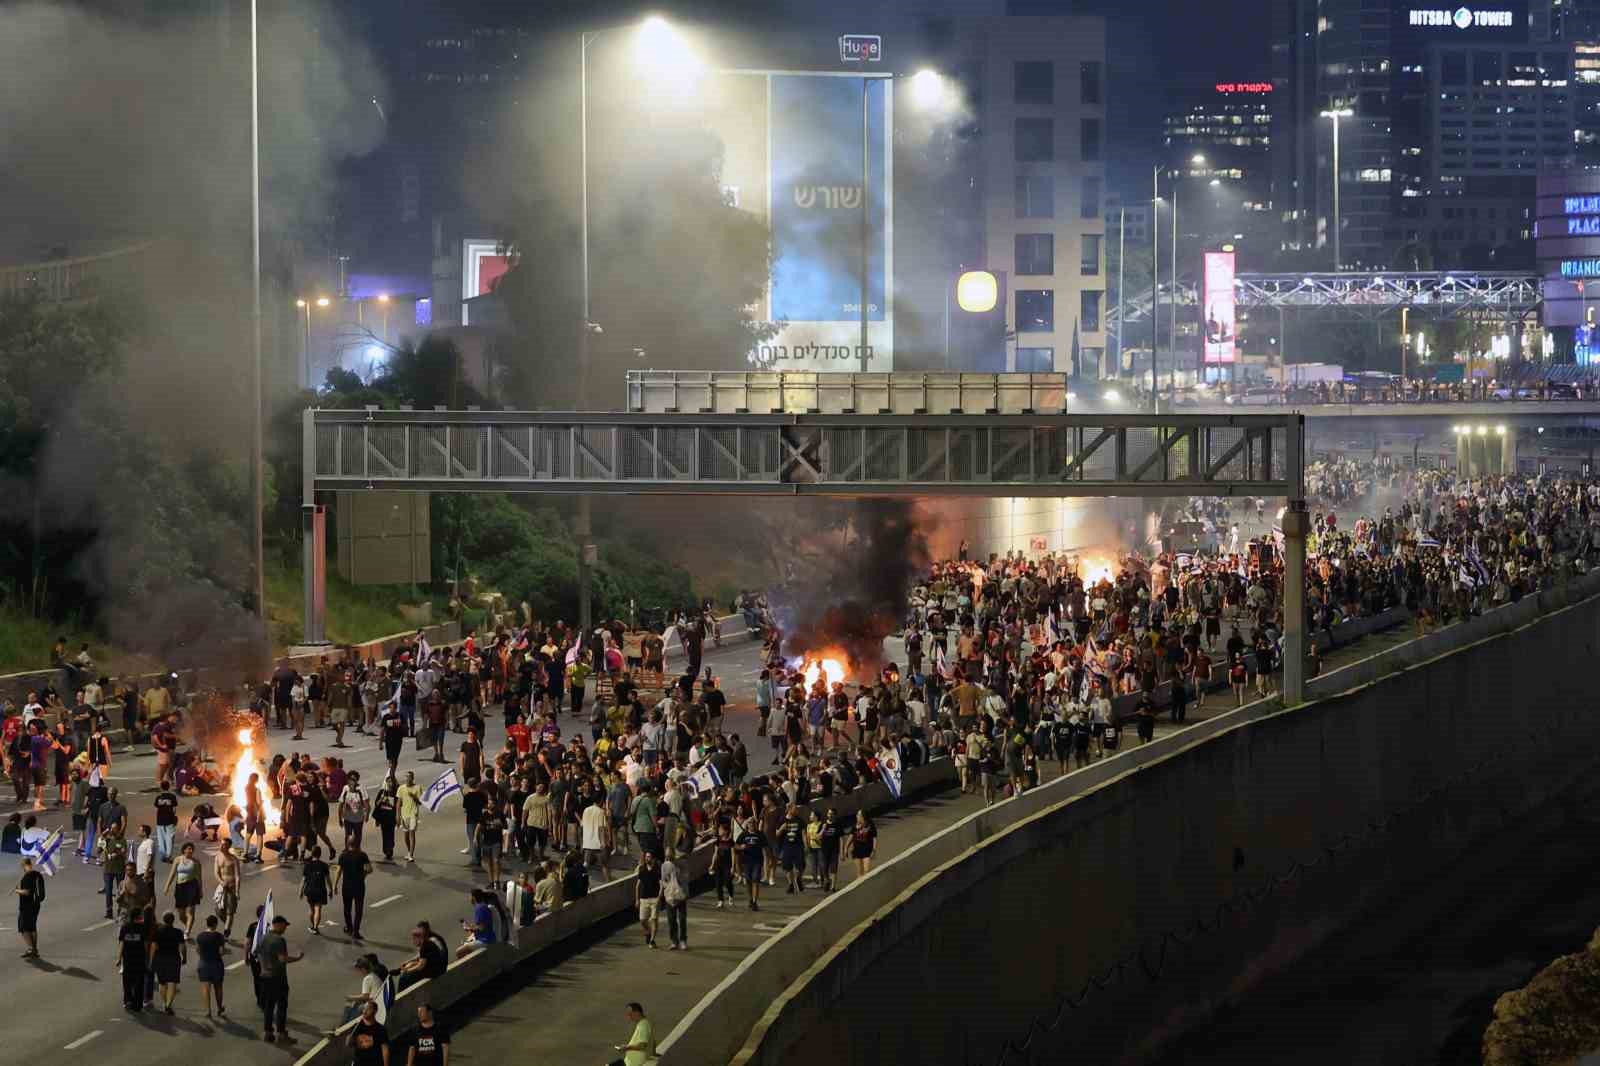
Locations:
1161;82;1275;264
981;16;1109;376
1274;0;1574;270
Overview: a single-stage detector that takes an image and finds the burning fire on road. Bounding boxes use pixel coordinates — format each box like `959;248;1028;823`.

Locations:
230;723;280;827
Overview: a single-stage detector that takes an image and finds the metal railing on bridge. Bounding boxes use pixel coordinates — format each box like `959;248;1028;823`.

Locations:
306;408;1297;499
0;241;158;304
1111;270;1541;326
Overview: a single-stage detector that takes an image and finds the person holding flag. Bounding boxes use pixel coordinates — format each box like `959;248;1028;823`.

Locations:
688;759;723;797
421;766;462;813
15;854;45;959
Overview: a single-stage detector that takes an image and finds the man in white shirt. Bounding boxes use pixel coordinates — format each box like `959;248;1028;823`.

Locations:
580;799;611;883
134;824;156;882
414;663;437;704
1089;692;1113;758
905;695;927;728
21;691;42;725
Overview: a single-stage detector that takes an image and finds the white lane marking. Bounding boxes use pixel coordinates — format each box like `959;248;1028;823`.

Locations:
82;918;116;932
226;958;248;971
369;893;404;909
64;1031;104;1050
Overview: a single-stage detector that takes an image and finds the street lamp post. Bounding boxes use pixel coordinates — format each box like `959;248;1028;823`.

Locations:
249;0;264;630
1151;166;1159;410
1320;108;1352;271
1169;174;1178;403
1114;205;1125;381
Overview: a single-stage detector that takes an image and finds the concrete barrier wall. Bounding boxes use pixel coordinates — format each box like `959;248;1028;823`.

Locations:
679;573;1600;1066
288;758;954;1066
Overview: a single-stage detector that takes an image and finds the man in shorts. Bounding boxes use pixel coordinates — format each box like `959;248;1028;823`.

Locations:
396;771;422;863
634;850;661;948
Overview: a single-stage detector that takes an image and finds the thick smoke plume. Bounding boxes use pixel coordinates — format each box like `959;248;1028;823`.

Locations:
774;499;928;682
0;0;384;665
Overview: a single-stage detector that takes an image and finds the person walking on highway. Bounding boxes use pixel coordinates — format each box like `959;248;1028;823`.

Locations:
335;836;374;942
373;775;399;862
99;835;128;920
396;771;422;862
300;844;331;934
660;853;689;950
405;1002;449;1066
339;771;370;849
381;700;407;775
736;816;767;911
634;850;661;948
16;855;44;959
163;840;203;938
849;810;878;880
214;838;241;938
195;914;227;1018
152;911;186;1014
608;1002;654;1066
256;913;302;1043
117;907;150;1011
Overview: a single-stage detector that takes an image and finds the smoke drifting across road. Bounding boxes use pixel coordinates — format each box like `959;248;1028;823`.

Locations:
0;1;384;664
774;500;929;682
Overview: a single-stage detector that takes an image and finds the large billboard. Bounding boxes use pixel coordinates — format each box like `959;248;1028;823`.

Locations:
1536;172;1600;329
1202;251;1236;364
702;71;894;371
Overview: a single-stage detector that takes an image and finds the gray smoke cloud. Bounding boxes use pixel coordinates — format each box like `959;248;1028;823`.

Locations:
0;0;385;662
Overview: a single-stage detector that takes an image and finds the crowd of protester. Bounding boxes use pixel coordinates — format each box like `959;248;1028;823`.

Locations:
11;456;1600;1055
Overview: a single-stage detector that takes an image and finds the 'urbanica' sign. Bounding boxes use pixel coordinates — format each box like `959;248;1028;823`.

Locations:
1560;259;1600;279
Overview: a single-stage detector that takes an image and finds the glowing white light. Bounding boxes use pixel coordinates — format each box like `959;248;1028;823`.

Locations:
910;69;947;110
1103;387;1121;404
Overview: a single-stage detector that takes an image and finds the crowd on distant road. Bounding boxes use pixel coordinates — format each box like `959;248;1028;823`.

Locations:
8;455;1600;1058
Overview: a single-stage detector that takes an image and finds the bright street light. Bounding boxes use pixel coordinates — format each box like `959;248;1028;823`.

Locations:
1191;153;1206;165
956;270;998;313
377;293;390;303
634;15;702;88
910;68;947;110
1103;387;1121;405
316;296;331;307
295;298;306;308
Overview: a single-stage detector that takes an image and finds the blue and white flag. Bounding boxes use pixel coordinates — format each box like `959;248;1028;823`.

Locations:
377;973;394;1025
878;747;904;799
252;889;275;956
688;760;723;795
24;827;63;876
421;767;462;812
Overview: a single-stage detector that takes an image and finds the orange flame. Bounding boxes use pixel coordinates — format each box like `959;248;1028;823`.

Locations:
801;656;847;689
232;726;281;828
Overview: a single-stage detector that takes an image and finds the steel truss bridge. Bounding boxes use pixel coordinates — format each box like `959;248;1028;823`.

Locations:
305;409;1296;498
1112;271;1541;326
299;407;1313;702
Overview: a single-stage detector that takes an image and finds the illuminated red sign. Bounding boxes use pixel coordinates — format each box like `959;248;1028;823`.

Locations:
1215;82;1273;93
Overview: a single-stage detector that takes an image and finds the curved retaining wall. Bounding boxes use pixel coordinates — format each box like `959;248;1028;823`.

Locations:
659;571;1600;1066
288;757;955;1066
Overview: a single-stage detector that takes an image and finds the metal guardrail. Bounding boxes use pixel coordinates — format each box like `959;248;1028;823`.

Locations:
625;370;1071;416
0;241;158;303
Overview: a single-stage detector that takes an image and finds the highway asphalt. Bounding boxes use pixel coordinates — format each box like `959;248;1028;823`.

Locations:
0;638;769;1063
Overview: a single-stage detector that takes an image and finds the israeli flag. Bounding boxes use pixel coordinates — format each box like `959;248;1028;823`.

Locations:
422;767;462;812
252;889;275;956
24;827;63;876
878;748;904;799
688;760;723;795
377;973;394;1025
